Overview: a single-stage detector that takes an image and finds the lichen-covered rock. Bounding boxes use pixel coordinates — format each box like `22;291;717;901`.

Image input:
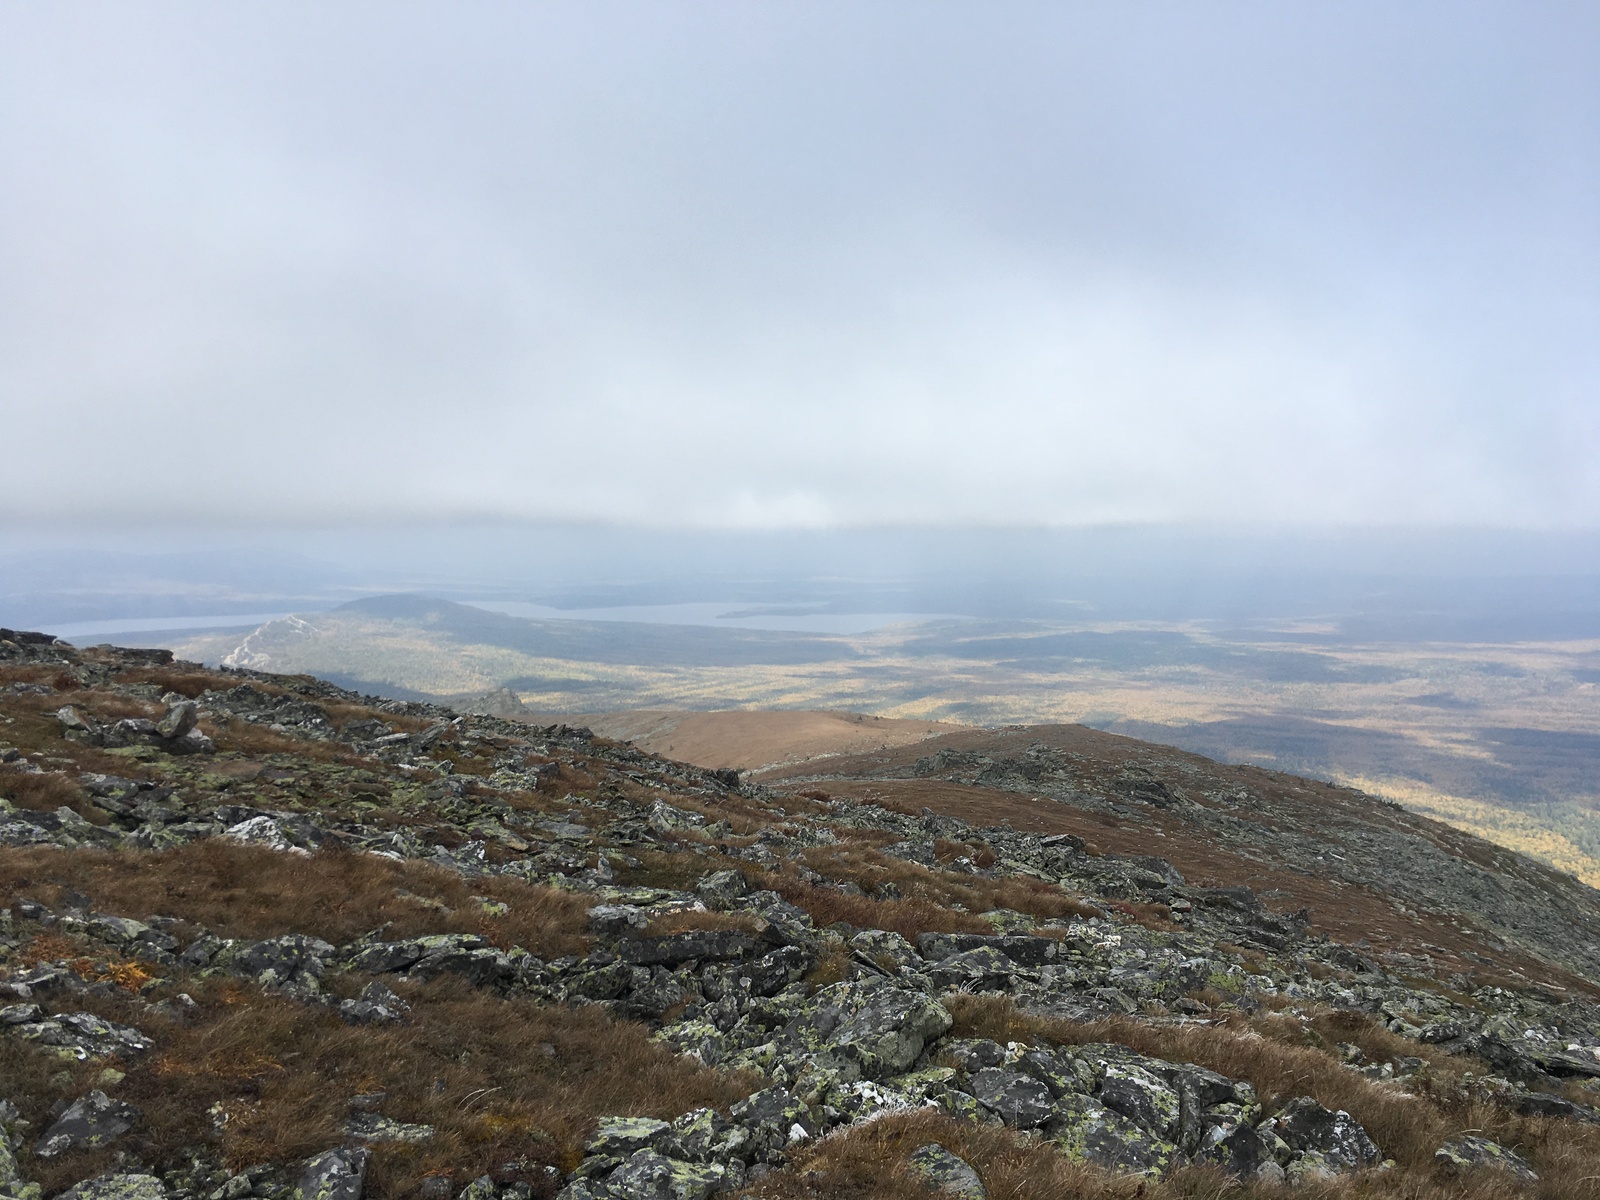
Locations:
1048;1094;1177;1178
1435;1135;1539;1182
729;1087;812;1162
907;1144;986;1199
588;905;650;938
338;981;410;1025
1096;1062;1179;1140
967;1068;1055;1129
346;1113;433;1144
233;934;335;988
619;931;755;967
799;980;952;1079
0;1098;40;1200
35;1091;139;1158
849;929;922;974
1271;1097;1380;1171
664;1108;747;1164
586;1117;673;1158
56;1174;166;1200
295;1148;369;1200
598;1149;725;1200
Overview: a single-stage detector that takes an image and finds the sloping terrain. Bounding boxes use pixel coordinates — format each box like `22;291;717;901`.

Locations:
536;711;958;775
5;629;1600;1200
171;597;1600;886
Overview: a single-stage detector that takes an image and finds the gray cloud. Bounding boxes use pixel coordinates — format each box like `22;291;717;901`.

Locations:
2;1;1597;527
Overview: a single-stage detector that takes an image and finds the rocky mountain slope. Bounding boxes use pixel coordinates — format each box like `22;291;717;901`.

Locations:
2;630;1599;1200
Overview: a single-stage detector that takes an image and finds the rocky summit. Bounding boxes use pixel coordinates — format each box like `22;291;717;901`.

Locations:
1;630;1599;1200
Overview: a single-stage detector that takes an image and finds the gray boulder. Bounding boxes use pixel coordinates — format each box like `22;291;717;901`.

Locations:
695;870;749;911
295;1148;369;1200
586;1117;672;1158
35;1091;138;1158
619;931;755;967
1435;1135;1538;1182
1048;1094;1177;1178
1272;1097;1380;1170
907;1144;985;1199
338;981;410;1025
600;1149;724;1200
967;1068;1055;1129
234;935;335;988
1097;1061;1179;1140
802;980;953;1078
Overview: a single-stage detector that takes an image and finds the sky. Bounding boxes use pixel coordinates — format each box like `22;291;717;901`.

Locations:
2;2;1598;531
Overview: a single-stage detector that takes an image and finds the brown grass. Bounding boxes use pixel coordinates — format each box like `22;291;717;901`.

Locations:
775;844;1099;933
748;1101;1595;1200
0;841;592;957
0;763;107;823
8;972;762;1198
202;719;366;765
777;771;1600;999
114;666;242;699
934;993;1600;1194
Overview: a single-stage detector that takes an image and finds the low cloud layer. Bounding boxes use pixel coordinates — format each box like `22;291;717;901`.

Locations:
2;2;1597;528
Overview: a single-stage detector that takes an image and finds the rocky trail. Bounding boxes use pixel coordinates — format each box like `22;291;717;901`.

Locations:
1;630;1599;1200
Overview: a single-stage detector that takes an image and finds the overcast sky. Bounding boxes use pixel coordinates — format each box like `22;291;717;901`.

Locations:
2;2;1597;530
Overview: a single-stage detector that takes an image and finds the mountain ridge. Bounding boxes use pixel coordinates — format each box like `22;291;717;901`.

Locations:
5;629;1600;1198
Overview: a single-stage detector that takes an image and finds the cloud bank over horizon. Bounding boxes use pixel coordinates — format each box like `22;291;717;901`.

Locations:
2;2;1597;529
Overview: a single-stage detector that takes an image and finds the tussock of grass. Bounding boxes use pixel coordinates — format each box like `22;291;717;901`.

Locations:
0;841;592;956
6;971;761;1197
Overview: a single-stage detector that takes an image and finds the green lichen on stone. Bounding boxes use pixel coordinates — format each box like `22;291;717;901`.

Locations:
584;1115;671;1157
1049;1094;1177;1179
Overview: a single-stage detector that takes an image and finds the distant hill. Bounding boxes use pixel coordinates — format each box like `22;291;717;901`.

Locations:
172;595;1600;887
